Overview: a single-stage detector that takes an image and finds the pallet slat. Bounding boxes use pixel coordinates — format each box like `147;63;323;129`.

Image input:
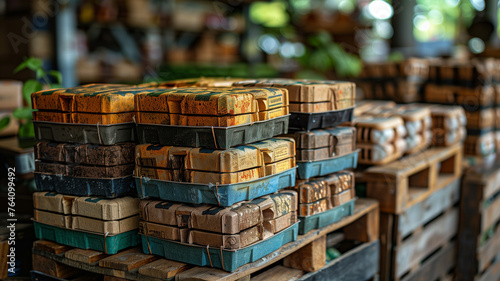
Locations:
32;199;379;281
297;240;379;281
365;144;462;213
379;178;460;281
457;156;500;281
401;241;455;281
395;208;458;278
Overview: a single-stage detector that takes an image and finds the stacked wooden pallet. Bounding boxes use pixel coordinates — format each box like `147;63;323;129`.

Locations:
354;100;464;281
29;78;381;281
363;146;462;281
457;155;500;281
31;198;379;281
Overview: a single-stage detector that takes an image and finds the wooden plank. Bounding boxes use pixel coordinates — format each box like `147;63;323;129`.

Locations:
435;144;462;188
477;225;500;273
71;273;105;281
481;195;500;232
464;155;500;200
32;254;81;279
401;241;455;281
343;205;379;243
65;248;108;264
379;213;394;281
176;199;379;281
456;180;483;281
138;259;190;279
283;235;326;272
478;252;500;281
482;164;500;200
395;208;458;278
440;274;455;281
365;144;462;213
251;265;303;281
0;241;8;279
104;276;129;281
326;233;345;248
32;248;165;281
34;240;72;255
31;270;104;281
397;178;460;240
98;248;157;271
297;240;379;281
175;267;241;281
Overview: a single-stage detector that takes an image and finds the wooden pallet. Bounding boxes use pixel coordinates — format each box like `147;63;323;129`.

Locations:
250;240;379;281
379;178;460;281
363;143;462;214
30;270;103;281
32;199;378;281
457;156;500;281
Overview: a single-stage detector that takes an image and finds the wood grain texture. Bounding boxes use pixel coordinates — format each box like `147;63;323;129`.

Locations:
0;241;8;279
457;156;500;281
402;241;455;281
365;144;462;213
32;254;81;279
396;178;460;240
379;213;394;281
251;265;303;281
283;235;326;272
98;248;157;271
297;240;379;281
31;199;379;281
34;240;72;254
138;259;189;279
64;248;108;264
395;208;458;278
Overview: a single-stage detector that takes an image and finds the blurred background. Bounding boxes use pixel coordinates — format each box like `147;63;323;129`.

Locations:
1;0;498;86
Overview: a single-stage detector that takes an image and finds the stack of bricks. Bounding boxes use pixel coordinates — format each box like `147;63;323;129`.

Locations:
357;58;429;103
423;58;500;165
233;79;359;236
31;85;146;255
133;85;299;271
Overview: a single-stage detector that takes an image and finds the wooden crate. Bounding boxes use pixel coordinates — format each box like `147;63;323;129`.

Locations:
380;178;460;281
33;199;379;281
457;155;500;281
364;144;462;213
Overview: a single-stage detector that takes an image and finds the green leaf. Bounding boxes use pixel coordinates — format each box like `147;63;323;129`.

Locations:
26;57;43;72
18;121;35;139
13;107;33;120
49;70;63;84
22;79;43;106
36;68;46;79
14;60;28;73
310;50;332;72
0;116;10;130
294;69;326;80
49;83;62;89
